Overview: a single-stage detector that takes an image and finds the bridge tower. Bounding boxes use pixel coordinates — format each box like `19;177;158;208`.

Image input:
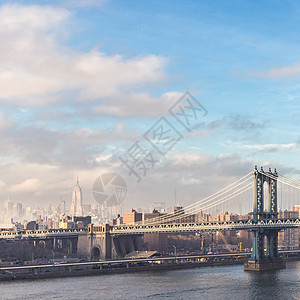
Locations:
244;166;286;271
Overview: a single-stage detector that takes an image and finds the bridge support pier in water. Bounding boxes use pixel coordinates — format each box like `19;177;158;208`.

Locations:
244;258;286;271
244;229;286;271
244;166;286;271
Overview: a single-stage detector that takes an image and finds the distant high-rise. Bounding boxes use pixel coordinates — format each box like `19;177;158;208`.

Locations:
13;203;23;218
4;200;13;216
58;200;66;215
69;178;83;217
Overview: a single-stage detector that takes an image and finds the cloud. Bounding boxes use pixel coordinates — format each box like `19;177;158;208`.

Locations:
0;3;169;117
0;3;188;210
0;159;124;207
241;143;296;151
3;152;253;209
1;144;299;211
228;142;297;153
0;113;13;131
65;0;108;8
118;152;256;209
0;3;69;31
209;114;267;132
91;92;183;118
9;178;41;194
0;122;140;168
247;63;300;79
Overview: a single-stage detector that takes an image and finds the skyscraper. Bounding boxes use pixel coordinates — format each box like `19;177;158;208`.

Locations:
4;200;13;217
69;178;83;217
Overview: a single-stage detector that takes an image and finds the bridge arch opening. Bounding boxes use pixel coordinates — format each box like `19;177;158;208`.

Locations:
263;181;269;212
91;247;101;260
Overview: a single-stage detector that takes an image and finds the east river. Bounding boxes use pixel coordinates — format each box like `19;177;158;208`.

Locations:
1;261;299;299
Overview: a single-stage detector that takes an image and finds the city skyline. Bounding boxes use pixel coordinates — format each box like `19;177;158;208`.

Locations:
0;0;300;211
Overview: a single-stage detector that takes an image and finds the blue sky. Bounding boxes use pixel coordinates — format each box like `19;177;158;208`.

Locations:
0;0;299;213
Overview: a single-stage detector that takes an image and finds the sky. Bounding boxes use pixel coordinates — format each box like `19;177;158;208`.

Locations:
0;0;299;212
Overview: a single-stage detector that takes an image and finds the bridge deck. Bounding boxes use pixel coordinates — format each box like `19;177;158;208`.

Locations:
0;218;299;239
111;218;300;235
0;228;87;239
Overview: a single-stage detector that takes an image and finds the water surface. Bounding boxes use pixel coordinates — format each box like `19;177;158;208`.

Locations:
1;261;299;299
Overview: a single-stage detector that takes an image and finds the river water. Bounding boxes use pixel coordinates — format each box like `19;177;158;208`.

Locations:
1;262;299;300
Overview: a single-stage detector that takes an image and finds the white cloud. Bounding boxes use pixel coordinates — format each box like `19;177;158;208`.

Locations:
9;178;41;194
248;63;300;79
95;154;113;163
91;91;183;117
0;123;140;169
0;4;69;31
171;153;208;165
0;3;169;115
179;177;203;185
237;142;296;151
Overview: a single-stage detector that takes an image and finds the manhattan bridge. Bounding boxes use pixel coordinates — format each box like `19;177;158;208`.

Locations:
111;166;300;270
0;166;299;271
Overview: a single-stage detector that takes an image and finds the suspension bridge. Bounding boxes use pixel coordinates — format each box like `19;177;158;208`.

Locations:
110;166;300;270
111;166;300;235
1;166;299;271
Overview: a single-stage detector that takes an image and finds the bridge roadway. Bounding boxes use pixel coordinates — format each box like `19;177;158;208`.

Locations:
0;252;251;271
0;251;299;281
111;218;300;235
0;218;300;239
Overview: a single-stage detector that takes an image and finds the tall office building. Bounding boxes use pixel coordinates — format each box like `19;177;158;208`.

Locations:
69;178;83;217
13;203;23;218
4;200;13;217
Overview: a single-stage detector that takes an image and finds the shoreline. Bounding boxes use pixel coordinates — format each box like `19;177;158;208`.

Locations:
1;256;299;282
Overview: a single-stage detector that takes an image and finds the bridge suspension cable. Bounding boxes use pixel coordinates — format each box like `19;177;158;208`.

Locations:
138;173;253;225
279;175;300;186
258;171;300;211
278;176;300;190
258;170;300;190
142;182;253;226
121;170;299;227
143;174;252;225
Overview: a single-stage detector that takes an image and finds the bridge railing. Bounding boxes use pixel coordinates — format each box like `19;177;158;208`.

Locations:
0;228;87;239
110;218;300;235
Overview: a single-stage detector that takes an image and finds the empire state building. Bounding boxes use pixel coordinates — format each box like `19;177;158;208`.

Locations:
69;178;83;217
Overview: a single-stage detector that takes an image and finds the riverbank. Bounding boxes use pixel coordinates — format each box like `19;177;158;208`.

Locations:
0;260;243;281
1;254;299;282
